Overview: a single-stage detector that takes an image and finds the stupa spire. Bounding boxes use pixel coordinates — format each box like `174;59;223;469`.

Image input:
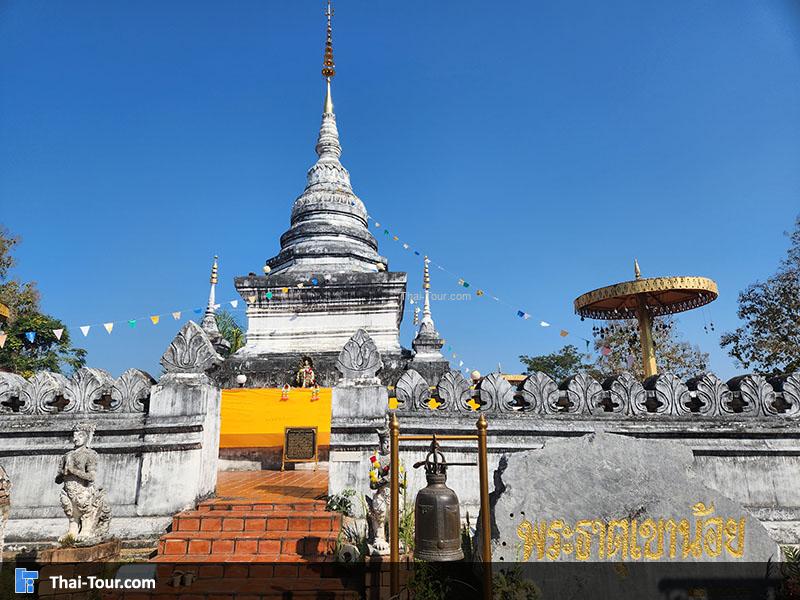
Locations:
201;255;231;354
412;256;444;359
261;0;388;276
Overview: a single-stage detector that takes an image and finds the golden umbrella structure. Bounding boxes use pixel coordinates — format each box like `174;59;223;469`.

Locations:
573;260;718;378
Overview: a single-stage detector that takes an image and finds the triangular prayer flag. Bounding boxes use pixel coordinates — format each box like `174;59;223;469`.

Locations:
311;278;319;285
523;313;531;320
25;331;36;343
80;325;91;337
150;315;160;325
476;290;484;296
53;328;64;340
409;298;415;305
247;294;256;303
540;321;550;327
560;329;569;337
458;279;465;286
459;361;464;367
392;235;399;241
213;304;220;310
128;320;137;328
601;346;612;356
402;243;409;249
517;311;525;318
265;291;273;300
463;282;470;288
281;287;289;294
297;283;304;288
384;230;389;235
103;322;114;334
0;333;5;348
172;311;181;320
230;300;238;308
193;308;202;314
374;222;380;228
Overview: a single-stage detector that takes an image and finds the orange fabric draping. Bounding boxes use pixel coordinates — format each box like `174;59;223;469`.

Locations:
220;388;332;449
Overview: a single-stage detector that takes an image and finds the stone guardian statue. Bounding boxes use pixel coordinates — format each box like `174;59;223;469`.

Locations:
365;416;393;556
0;464;10;564
56;422;111;545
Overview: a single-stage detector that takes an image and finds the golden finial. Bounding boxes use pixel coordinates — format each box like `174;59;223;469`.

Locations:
210;255;218;285
634;258;641;280
321;0;335;80
423;256;431;291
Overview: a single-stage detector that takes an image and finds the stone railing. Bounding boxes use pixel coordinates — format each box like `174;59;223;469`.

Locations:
0;368;156;415
393;369;800;418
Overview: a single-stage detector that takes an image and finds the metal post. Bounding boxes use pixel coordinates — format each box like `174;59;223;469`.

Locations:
477;414;492;599
389;413;400;597
636;293;657;378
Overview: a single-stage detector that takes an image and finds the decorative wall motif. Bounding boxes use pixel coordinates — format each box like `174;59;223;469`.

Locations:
336;329;383;380
602;373;645;415
394;369;800;420
561;372;603;415
437;370;473;412
727;374;776;416
521;372;559;414
644;373;690;415
394;369;430;410
685;373;727;416
0;369;156;415
66;368;116;412
771;374;800;417
160;321;222;374
479;372;517;412
112;369;157;413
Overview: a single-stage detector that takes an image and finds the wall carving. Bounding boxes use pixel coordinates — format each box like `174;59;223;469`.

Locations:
0;368;156;415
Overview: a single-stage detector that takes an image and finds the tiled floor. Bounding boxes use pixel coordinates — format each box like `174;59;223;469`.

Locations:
215;470;329;502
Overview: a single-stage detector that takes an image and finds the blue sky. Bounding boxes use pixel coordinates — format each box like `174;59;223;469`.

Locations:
1;1;798;379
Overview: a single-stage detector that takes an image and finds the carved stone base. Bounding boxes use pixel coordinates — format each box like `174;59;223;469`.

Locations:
37;538;121;563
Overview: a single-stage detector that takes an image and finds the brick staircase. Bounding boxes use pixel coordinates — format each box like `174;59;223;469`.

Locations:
155;497;341;562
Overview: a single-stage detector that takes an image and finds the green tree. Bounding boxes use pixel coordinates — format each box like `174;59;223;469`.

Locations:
720;216;800;375
519;344;596;382
0;227;86;377
215;309;245;354
592;316;709;380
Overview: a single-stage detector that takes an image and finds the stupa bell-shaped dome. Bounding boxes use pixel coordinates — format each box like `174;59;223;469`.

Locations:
266;81;388;276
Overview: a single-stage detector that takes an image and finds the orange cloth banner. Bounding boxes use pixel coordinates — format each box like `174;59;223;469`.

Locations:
220;388;332;449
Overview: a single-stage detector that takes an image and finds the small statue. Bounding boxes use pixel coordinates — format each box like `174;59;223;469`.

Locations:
295;356;316;388
365;415;403;556
56;422;111;545
0;464;10;564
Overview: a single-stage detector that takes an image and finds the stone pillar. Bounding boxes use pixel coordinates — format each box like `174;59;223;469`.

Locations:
328;329;389;515
137;321;223;515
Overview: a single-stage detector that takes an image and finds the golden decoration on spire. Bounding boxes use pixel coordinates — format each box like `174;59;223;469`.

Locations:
423;256;431;290
321;0;335;79
210;255;219;285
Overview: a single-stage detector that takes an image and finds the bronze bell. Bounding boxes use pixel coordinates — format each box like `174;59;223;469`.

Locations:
413;441;464;561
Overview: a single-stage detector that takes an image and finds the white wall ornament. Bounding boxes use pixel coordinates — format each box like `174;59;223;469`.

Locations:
160;321;223;374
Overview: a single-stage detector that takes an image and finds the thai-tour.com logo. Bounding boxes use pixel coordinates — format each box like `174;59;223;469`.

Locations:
14;567;156;594
14;569;38;594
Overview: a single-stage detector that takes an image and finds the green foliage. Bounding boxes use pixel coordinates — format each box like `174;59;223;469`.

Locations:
493;567;541;600
0;226;86;377
406;562;454;600
461;511;476;562
721;216;800;375
399;480;414;552
215;309;245;355
519;344;596;383
325;488;356;517
594;316;709;380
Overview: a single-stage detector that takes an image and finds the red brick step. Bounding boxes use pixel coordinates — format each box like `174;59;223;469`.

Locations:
158;530;338;558
171;509;340;534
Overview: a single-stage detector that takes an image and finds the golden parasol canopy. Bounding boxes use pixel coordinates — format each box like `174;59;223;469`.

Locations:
573;260;718;377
